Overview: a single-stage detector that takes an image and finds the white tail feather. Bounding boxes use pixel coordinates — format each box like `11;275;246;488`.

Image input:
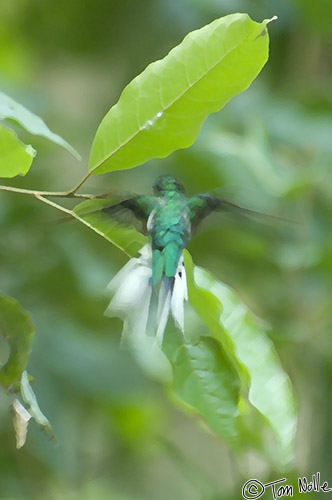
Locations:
105;245;187;346
155;278;172;345
171;256;187;332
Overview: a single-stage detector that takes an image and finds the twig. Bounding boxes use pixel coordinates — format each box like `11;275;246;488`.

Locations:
34;194;104;235
34;194;131;257
0;183;129;252
0;184;113;200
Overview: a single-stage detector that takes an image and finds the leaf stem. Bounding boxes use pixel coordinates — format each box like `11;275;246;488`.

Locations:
63;169;94;195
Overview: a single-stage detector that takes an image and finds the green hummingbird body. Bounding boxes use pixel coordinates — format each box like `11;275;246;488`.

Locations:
149;188;191;285
103;175;226;286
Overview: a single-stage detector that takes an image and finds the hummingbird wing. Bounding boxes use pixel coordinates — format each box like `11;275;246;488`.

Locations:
188;194;221;231
50;195;157;230
188;194;289;232
101;195;158;233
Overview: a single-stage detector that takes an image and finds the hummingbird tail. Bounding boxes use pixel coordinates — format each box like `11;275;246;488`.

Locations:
154;254;187;345
171;255;188;331
106;245;187;348
155;277;173;344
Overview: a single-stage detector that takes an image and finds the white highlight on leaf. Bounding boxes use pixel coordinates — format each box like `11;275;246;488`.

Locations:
141;111;164;130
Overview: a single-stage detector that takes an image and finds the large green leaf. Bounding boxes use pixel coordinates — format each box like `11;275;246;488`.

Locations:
189;262;297;465
163;332;241;447
0;90;80;159
0;291;35;390
0;123;35;178
184;252;246;378
89;13;275;174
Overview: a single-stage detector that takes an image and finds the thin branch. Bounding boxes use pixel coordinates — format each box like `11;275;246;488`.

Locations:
0;183;130;253
34;194;131;257
0;184;113;200
34;194;104;235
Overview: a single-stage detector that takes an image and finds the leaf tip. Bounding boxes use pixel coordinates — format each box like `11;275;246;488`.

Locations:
257;16;278;39
67;146;82;161
25;144;37;158
266;15;278;25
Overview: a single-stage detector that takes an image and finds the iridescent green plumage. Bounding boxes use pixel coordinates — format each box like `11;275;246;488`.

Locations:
149;176;191;284
103;176;192;285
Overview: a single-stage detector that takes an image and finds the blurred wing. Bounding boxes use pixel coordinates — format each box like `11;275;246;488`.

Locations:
189;194;291;232
101;195;157;233
188;195;221;232
48;196;157;233
214;198;292;223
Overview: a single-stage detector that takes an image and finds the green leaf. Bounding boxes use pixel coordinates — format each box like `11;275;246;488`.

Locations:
0;90;81;160
0;294;52;446
190;262;297;465
163;332;241;447
0;123;36;178
74;198;147;257
89;13;275;174
184;251;245;377
0;291;35;390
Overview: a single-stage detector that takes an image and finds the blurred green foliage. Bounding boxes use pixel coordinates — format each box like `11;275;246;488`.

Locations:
0;1;332;499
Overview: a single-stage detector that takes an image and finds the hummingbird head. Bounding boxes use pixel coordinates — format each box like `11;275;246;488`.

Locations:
153;175;185;195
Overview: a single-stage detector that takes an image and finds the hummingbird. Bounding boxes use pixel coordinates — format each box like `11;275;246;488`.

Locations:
102;174;279;344
102;174;275;284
